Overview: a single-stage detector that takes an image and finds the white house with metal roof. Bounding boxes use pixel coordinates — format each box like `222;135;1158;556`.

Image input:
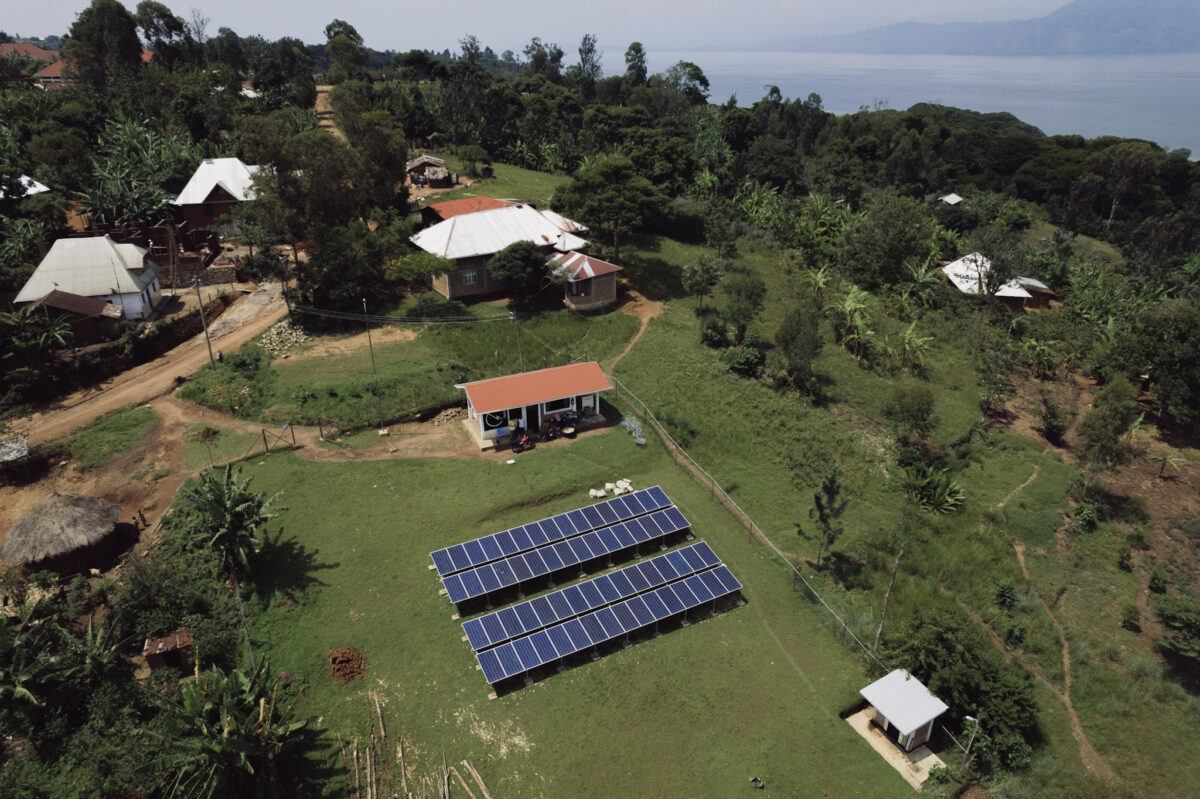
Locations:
942;252;1057;310
15;235;162;320
411;204;588;299
0;175;51;202
173;157;259;230
860;669;949;752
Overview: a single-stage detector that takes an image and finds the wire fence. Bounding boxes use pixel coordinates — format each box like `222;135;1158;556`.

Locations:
609;374;890;673
290;305;513;326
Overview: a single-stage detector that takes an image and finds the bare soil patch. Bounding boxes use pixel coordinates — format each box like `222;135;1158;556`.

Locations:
273;325;417;365
329;646;366;685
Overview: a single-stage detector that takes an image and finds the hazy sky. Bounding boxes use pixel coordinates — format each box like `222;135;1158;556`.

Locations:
10;0;1070;52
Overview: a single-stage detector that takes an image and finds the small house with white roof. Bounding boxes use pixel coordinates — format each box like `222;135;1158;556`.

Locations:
860;669;949;752
173;157;259;231
941;252;1056;310
411;204;588;299
14;235;162;320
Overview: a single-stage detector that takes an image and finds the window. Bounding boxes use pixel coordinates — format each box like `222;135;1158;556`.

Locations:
203;203;215;217
543;397;572;413
462;270;478;285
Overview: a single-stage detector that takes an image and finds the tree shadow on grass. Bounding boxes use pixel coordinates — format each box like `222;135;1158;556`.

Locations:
281;725;345;799
619;254;687;302
250;531;338;607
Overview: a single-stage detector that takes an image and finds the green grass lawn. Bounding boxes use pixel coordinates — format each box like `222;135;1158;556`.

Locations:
182;423;263;470
424;156;570;207
58;405;159;469
243;428;911;798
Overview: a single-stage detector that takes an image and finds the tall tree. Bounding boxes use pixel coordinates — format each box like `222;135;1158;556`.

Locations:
552;155;665;261
624;42;647;87
61;0;143;92
486;240;550;299
776;306;822;389
324;18;365;84
1077;376;1140;481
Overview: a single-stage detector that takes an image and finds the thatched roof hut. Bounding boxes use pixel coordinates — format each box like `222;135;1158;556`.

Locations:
1;492;122;568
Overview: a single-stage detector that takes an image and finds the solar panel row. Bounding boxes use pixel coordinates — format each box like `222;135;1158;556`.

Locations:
443;506;690;605
431;486;671;577
475;565;743;684
462;541;722;652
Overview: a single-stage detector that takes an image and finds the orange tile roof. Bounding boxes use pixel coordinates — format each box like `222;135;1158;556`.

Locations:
0;42;58;61
429;196;518;220
458;361;612;414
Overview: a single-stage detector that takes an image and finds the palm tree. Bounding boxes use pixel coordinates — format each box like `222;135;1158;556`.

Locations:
146;661;306;799
897;321;934;373
57;618;129;687
824;285;870;342
180;465;281;581
0;304;74;360
1150;449;1184;478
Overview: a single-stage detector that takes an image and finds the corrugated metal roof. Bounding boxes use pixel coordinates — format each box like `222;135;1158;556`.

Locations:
142;627;192;657
406;154;446;170
174;158;259;206
860;669;949;736
33;289;116;318
411;205;589;261
15;236;160;304
942;252;991;294
429;196;517;220
939;193;964;205
550;251;623;281
457;361;613;414
0;175;50;201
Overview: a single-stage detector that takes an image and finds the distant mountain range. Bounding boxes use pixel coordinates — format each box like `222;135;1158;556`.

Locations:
794;0;1200;55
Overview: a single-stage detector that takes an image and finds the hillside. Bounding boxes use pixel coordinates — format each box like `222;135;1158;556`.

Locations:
795;0;1200;55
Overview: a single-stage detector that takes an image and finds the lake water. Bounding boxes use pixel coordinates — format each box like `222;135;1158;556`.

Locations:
614;50;1200;155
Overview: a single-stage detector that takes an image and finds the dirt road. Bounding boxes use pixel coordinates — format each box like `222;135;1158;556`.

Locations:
11;285;288;447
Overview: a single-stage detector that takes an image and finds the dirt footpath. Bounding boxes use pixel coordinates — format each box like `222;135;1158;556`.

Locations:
10;285;287;447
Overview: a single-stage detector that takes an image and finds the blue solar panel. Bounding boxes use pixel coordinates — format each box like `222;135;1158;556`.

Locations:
564;583;588;611
579;613;605;644
714;565;742;592
431;550;455;575
672;580;699;607
611;523;636;548
548;625;575;657
478;648;505;683
478;564;501;592
612;603;637;631
563;618;590;650
628;595;654;625
530;596;555;626
698;569;725;597
595;502;618;525
495;644;521;677
460;570;484;599
445;574;466;604
464;540;486;567
463;618;488;650
462;542;721;651
642;590;669;620
446;507;691;605
529;630;558;662
448;545;471;571
495;531;518;556
432;487;673;578
658;585;684;614
685;574;713;603
595;607;623;639
480;537;503;561
513;636;539;669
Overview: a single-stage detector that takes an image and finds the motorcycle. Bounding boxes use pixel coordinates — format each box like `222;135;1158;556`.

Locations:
511;431;536;453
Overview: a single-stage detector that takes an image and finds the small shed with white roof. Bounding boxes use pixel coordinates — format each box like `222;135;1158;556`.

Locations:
860;669;949;752
941;252;1056;310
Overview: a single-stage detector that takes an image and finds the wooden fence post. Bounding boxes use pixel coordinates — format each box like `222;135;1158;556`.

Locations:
262;429;269;454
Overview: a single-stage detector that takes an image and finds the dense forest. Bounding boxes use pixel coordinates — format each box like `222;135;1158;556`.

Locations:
2;0;1200;796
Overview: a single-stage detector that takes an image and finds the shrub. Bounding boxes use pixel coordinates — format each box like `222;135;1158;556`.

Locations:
1039;390;1069;441
1148;567;1169;594
1121;603;1141;631
700;317;729;348
902;464;965;514
994;580;1019;610
1004;622;1027;647
1073;502;1099;532
719;345;766;378
884;384;937;441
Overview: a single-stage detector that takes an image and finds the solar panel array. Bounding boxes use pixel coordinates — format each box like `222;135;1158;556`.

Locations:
442;506;690;604
462;541;722;651
431;486;671;578
475;564;742;685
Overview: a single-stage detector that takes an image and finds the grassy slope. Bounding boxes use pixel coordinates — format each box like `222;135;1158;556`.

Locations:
244;430;909;798
253;309;639;429
425;157;570;207
611;234;1200;795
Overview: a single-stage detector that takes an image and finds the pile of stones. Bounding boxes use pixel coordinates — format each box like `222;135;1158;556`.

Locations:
259;321;308;354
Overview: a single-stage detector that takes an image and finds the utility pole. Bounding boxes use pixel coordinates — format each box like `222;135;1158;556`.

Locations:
194;277;215;367
511;309;525;372
960;715;981;774
363;298;383;428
